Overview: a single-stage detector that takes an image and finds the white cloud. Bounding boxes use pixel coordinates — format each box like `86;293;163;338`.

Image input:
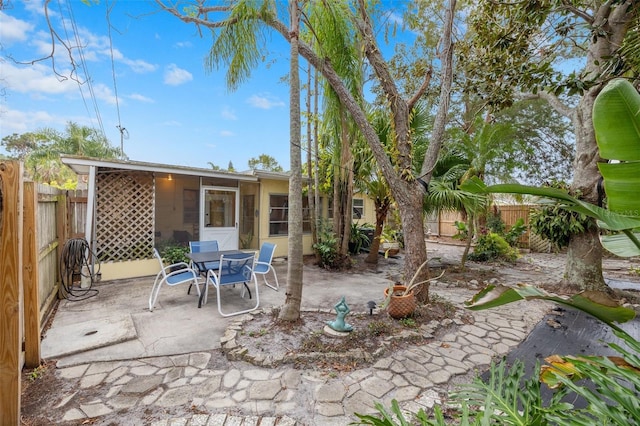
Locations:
174;41;192;48
246;94;285;110
386;11;404;26
0;108;55;135
219;130;234;137
129;93;154;103
0;12;34;45
0;107;95;137
24;0;47;16
0;62;78;95
163;64;193;86
121;57;157;74
221;106;237;120
91;83;118;105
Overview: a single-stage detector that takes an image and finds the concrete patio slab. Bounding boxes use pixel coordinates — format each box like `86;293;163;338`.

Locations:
42;315;137;358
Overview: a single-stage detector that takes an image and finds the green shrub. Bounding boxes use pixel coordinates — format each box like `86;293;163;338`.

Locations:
468;232;518;262
313;221;339;268
160;244;189;265
486;211;505;235
504;217;527;247
530;204;590;249
452;220;469;240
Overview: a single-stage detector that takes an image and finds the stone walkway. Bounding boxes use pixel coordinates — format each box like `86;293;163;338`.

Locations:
44;284;549;425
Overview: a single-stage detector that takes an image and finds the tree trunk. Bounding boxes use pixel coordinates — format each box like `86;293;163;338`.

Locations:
565;85;606;292
365;203;388;264
279;1;303;321
560;1;635;292
394;182;429;303
460;214;474;270
565;225;606;292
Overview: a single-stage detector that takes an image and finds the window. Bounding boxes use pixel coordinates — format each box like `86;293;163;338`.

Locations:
353;198;364;219
269;195;312;236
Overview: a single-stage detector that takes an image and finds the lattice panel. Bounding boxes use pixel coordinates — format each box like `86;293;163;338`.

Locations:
96;171;155;262
529;233;554;253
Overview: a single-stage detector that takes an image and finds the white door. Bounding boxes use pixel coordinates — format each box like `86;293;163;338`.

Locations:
200;186;239;250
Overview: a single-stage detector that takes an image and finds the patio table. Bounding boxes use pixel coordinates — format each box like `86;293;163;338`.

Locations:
186;250;245;275
186;250;247;307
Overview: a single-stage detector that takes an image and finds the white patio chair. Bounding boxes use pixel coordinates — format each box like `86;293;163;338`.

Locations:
202;253;259;317
253;242;279;290
149;248;201;312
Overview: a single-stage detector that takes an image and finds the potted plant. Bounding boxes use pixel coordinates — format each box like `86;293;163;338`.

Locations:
382;259;444;318
379;226;401;257
160;244;190;269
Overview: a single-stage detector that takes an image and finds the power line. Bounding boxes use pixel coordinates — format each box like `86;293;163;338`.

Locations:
106;0;127;159
62;0;106;139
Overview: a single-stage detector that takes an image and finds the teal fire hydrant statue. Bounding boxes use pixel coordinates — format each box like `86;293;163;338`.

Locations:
327;296;353;332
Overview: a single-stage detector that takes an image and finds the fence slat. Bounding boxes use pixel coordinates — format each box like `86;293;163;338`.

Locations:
23;181;41;368
0;160;23;425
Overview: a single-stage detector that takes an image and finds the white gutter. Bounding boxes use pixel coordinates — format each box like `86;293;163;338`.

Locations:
84;165;97;279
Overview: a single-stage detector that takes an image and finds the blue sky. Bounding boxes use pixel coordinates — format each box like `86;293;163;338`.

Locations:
1;1;298;170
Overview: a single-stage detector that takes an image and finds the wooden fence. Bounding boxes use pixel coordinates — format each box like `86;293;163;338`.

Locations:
430;205;536;249
1;160;86;425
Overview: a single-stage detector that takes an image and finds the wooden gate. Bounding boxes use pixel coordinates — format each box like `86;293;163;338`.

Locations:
1;160;88;425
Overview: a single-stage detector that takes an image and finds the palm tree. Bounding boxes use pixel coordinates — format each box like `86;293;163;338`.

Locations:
279;0;304;321
158;0;457;305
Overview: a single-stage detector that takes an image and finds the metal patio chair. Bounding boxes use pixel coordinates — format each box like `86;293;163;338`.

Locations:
188;240;219;294
202;253;259;317
149;248;201;311
253;242;279;291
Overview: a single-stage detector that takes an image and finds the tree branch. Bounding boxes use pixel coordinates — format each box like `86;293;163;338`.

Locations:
408;67;433;110
560;0;594;24
419;0;456;187
517;91;574;118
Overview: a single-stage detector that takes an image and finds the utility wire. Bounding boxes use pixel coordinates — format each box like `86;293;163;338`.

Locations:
106;0;126;158
62;0;107;139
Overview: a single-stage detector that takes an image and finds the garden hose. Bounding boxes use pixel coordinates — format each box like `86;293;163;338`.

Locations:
59;238;100;301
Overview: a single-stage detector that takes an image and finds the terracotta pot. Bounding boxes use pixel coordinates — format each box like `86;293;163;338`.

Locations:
384;285;416;319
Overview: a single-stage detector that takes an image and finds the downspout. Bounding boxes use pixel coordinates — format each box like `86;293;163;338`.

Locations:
84;165;97;280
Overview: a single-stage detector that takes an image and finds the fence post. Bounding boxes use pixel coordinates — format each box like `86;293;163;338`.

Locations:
0;160;23;425
23;181;41;368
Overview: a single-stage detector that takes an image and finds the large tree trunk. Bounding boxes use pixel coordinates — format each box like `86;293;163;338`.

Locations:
562;2;635;292
565;86;605;292
279;1;303;321
393;182;429;303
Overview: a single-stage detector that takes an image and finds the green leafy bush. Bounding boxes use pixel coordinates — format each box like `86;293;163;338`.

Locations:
160;244;189;265
313;221;339;268
485;211;505;235
528;181;593;250
349;223;371;254
530;203;590;249
504;217;527;247
452;220;469;240
468;232;518;262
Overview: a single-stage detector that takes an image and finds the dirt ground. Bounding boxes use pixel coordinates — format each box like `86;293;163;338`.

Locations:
20;240;640;424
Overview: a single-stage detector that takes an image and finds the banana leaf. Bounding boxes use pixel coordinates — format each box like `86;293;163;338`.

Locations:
464;284;635;331
594;79;640;219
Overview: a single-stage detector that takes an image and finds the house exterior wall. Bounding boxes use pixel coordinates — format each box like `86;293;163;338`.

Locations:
256;178;314;258
256;178;377;259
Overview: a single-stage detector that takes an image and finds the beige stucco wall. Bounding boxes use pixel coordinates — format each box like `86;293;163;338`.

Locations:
99;259;159;281
256;178;376;259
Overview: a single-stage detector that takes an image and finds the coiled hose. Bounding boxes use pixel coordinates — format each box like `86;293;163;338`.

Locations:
59;238;100;301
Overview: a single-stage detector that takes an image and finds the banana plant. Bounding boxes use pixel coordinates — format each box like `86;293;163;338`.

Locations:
460;79;640;419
